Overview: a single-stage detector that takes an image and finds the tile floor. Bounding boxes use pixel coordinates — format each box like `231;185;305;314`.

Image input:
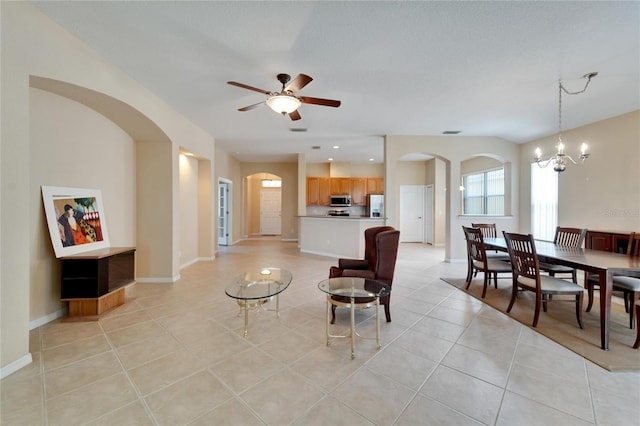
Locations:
2;239;639;425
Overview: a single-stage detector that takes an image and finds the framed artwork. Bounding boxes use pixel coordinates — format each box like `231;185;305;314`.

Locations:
41;186;110;258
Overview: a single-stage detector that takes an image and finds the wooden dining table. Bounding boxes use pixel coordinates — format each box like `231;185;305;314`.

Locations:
484;237;640;350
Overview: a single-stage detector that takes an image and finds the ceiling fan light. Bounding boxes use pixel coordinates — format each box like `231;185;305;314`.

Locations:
267;94;301;114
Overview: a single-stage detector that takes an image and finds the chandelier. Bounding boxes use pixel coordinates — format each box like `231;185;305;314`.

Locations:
534;72;597;172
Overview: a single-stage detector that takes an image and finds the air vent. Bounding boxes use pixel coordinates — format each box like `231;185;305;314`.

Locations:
311;145;321;150
290;128;308;132
442;130;462;135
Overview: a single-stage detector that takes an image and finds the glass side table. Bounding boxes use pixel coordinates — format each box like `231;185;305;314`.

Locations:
318;277;390;359
225;267;292;337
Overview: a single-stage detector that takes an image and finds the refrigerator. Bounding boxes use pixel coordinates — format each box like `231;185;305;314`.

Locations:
365;194;384;218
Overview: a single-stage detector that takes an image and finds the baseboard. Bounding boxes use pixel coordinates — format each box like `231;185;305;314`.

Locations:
30;307;68;330
0;353;33;380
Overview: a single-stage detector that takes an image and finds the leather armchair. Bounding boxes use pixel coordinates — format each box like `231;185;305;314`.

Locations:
329;226;400;322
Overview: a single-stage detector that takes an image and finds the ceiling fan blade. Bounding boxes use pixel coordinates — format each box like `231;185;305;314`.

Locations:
285;74;313;94
238;101;265;112
300;96;341;108
227;81;271;95
289;110;302;121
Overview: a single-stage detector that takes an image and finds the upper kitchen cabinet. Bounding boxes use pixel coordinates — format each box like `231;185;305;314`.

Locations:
331;178;351;195
307;177;331;206
350;178;366;206
366;177;384;194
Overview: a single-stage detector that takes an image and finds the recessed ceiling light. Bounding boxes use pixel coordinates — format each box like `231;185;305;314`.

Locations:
368;158;375;162
328;158;334;161
442;130;462;135
333;145;340;149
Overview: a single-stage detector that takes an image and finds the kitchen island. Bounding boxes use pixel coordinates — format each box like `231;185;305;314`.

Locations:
299;216;386;258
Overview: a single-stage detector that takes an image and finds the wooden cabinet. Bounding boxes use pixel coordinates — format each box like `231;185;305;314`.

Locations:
60;247;136;317
307;177;331;206
350;178;366;205
331;178;351;195
366;177;384;194
306;176;384;205
585;230;630;254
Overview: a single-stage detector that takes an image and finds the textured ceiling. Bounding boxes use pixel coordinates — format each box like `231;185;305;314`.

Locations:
32;1;640;163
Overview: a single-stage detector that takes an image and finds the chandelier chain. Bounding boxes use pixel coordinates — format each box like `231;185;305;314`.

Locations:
557;74;595;142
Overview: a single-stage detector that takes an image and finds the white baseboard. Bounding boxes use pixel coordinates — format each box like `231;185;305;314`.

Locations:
30;307;67;330
0;353;33;380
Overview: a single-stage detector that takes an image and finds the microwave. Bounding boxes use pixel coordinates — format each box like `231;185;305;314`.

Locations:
330;195;351;207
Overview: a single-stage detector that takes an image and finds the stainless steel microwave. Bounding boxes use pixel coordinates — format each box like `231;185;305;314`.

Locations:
329;195;351;207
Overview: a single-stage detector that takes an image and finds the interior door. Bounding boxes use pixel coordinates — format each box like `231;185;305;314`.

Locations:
399;185;425;242
260;189;281;235
218;180;231;246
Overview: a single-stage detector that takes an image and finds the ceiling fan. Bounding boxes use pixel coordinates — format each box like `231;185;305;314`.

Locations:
227;73;341;121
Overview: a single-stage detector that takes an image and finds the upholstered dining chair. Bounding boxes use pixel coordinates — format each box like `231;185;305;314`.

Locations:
539;226;587;283
585;232;640;330
329;226;400;323
462;226;512;298
503;231;584;328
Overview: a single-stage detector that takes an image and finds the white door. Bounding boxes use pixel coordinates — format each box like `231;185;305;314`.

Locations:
260;189;281;235
218;180;231;245
425;185;434;244
400;185;425;242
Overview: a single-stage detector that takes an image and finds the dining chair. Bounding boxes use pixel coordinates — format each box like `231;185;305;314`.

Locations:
539;226;587;283
585;232;640;329
462;226;512;298
503;231;584;328
467;223;510;283
328;226;400;323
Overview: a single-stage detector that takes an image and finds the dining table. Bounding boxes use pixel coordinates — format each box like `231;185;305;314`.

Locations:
484;237;640;350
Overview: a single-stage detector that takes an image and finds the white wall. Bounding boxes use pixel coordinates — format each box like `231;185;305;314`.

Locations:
519;110;640;233
385;135;520;262
1;2;215;376
29;88;137;320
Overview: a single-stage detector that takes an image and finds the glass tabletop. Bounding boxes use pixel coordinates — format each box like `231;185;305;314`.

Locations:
318;277;390;299
225;268;292;301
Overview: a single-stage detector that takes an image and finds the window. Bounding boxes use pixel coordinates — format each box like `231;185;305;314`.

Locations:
531;163;558;241
462;168;504;215
261;179;281;188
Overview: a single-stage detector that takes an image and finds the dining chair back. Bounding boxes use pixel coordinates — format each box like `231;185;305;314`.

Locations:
471;223;498;239
462;226;512;298
586;232;640;330
503;231;584;328
539;226;587;283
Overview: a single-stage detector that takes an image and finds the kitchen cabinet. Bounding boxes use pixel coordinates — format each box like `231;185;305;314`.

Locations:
366;177;384;194
306;177;331;206
585;230;631;254
331;178;351;195
350;178;366;205
306;176;384;205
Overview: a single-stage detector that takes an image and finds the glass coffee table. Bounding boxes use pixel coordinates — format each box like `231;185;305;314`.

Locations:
318;277;391;359
225;268;292;337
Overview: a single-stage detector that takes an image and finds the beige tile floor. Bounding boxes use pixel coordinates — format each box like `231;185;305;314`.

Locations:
2;239;639;425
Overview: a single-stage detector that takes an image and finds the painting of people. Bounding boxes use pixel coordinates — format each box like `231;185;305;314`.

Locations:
42;186;110;257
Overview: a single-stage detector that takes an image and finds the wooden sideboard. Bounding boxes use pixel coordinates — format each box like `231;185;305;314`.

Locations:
60;246;135;318
585;230;631;254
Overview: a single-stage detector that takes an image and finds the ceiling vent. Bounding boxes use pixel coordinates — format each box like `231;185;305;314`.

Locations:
442;130;462;135
311;145;321;150
290;128;308;132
